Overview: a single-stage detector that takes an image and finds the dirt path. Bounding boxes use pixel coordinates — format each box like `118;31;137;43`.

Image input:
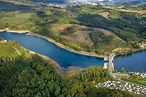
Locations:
13;47;21;56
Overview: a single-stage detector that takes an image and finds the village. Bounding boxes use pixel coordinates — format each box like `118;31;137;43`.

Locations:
129;72;146;79
96;80;146;96
101;53;146;96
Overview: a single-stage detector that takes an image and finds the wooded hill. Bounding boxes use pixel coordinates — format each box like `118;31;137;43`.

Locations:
0;42;133;97
0;1;146;55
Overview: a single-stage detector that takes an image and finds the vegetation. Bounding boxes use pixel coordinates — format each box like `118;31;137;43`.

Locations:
0;43;18;58
0;1;146;55
91;88;133;97
0;42;133;97
0;1;145;96
60;26;77;35
90;31;112;45
127;73;146;86
127;79;146;86
0;37;4;41
76;66;113;84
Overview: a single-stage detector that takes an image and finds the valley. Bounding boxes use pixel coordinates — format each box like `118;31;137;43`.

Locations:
0;0;146;97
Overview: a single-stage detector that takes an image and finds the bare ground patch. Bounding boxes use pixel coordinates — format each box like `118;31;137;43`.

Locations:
50;24;72;34
112;48;130;52
60;25;94;46
99;12;110;19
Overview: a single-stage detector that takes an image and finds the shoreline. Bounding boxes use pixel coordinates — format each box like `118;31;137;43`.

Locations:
0;28;30;33
23;47;65;70
23;47;84;72
27;32;106;58
0;28;106;58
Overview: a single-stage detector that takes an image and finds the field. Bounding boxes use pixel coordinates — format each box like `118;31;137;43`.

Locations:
0;41;32;59
127;79;146;86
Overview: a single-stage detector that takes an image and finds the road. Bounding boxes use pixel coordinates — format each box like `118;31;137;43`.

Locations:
109;53;116;74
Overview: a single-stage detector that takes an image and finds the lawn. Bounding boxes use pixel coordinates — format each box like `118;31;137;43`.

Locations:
127;79;146;86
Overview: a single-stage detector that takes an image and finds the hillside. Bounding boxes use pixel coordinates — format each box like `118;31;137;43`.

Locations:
0;1;146;97
0;1;146;55
0;42;134;97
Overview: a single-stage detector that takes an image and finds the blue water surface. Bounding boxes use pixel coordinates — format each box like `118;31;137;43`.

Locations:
113;51;146;72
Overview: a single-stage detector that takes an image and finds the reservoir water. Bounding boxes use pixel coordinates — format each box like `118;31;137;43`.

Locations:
113;51;146;72
0;31;146;71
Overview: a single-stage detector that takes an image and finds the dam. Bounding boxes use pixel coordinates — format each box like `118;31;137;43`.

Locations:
104;53;116;74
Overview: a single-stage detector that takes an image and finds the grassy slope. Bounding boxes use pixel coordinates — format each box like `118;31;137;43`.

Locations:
0;41;32;59
0;43;18;58
127;79;146;86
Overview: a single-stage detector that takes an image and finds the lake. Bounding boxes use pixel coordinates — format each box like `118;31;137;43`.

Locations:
113;51;146;72
0;31;146;71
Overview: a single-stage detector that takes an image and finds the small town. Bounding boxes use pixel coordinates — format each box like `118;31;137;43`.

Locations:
103;53;146;96
129;72;146;79
96;80;146;96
